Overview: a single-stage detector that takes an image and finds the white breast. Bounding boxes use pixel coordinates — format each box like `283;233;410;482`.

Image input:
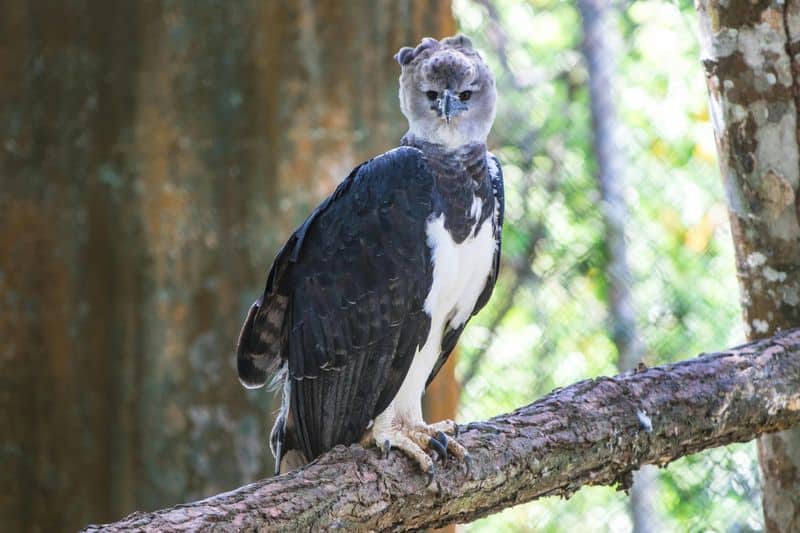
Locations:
382;199;497;423
423;210;497;329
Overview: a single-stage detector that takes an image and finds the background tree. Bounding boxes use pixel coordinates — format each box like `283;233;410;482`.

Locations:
0;2;453;531
696;1;800;530
578;0;658;530
458;0;752;530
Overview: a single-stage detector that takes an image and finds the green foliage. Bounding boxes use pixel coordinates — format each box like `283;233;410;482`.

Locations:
454;0;753;530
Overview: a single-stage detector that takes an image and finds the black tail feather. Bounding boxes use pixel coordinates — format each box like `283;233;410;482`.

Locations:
237;300;269;388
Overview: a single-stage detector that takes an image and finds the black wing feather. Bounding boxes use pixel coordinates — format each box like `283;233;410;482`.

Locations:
473;154;505;312
240;148;504;464
236;164;364;388
426;154;504;387
243;147;435;461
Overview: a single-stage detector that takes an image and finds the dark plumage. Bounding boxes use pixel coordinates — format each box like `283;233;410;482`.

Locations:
237;35;503;477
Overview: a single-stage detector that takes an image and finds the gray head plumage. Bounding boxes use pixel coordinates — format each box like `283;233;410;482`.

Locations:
396;35;496;149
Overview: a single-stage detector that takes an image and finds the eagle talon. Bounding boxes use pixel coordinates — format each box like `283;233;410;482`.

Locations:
435;431;450;462
427;463;436;485
428;419;458;435
429;435;448;462
381;439;392;458
464;453;473;477
468;421;502;433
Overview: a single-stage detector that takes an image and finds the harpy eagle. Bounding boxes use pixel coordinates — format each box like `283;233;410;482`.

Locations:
237;35;503;479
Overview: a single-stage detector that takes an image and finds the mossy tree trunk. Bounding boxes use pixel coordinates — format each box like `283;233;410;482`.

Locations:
695;1;800;530
0;1;453;530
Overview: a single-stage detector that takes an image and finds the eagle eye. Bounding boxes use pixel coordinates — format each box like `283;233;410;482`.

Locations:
425;90;438;101
459;91;472;101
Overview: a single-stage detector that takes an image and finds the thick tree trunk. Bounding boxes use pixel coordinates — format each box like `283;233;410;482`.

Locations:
578;1;658;531
695;1;800;530
0;2;453;531
83;330;800;532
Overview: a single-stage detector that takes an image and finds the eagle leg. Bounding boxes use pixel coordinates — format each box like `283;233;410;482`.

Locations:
414;422;470;463
427;418;457;434
369;426;436;478
367;420;471;482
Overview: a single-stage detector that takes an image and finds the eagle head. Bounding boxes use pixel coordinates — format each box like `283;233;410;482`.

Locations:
396;35;497;149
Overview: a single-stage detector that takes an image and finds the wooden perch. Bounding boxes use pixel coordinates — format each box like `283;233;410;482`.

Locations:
84;329;800;532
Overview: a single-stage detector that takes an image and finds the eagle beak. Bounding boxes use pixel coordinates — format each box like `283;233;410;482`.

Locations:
437;89;468;124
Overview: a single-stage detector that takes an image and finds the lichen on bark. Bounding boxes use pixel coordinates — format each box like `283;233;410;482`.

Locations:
696;1;800;530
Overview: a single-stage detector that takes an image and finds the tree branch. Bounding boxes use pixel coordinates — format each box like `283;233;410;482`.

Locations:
84;329;800;532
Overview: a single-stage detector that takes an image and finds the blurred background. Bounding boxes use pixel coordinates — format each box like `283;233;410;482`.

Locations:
0;0;756;531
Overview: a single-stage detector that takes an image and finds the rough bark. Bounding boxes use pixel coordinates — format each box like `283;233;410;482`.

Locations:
83;329;800;532
0;2;454;531
578;1;658;531
695;1;800;530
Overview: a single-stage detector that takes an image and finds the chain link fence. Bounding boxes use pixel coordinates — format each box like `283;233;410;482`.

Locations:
453;0;761;530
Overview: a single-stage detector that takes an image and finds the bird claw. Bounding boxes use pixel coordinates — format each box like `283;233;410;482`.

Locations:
435;431;450;459
428;434;447;462
464;453;473;477
370;420;470;482
467;421;503;433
